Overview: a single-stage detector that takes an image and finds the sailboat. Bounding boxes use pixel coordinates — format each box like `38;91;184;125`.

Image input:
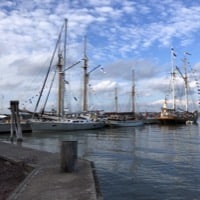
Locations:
30;19;105;132
157;49;198;125
106;69;144;127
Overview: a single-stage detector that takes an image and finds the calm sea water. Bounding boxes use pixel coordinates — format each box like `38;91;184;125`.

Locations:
1;124;200;200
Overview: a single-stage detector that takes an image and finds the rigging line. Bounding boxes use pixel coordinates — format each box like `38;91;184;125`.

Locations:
21;58;50;105
33;22;65;116
41;69;57;115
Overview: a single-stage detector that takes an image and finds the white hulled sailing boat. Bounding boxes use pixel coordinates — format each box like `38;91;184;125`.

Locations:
157;49;198;125
30;19;105;132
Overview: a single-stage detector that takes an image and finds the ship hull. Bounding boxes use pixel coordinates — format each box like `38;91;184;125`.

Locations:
157;111;198;125
107;119;144;127
30;120;105;132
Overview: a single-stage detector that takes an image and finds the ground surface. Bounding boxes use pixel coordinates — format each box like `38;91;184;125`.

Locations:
0;159;27;200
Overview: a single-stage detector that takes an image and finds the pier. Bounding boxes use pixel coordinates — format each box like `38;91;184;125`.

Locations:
0;141;101;200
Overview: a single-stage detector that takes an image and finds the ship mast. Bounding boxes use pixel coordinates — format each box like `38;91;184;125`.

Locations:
114;86;118;112
57;50;64;117
183;52;189;112
83;36;88;112
171;48;176;110
33;22;65;117
175;52;191;112
58;19;67;117
131;69;135;113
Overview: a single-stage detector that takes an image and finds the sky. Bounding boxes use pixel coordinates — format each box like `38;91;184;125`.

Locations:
0;0;200;114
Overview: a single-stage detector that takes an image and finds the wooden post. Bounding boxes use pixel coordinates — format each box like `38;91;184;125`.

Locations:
10;106;14;142
10;101;23;142
60;141;77;172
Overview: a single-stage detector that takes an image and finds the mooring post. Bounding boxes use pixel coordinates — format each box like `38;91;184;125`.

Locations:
60;141;77;172
10;105;14;142
10;100;23;142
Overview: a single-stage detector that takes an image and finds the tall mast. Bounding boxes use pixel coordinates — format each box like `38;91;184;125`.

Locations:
175;52;191;112
63;18;68;114
57;50;64;117
183;52;189;111
58;19;67;117
33;23;64;117
83;36;88;112
171;48;176;110
114;86;118;112
64;19;67;68
131;69;135;113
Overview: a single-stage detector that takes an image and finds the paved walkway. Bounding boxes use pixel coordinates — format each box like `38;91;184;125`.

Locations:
0;141;100;200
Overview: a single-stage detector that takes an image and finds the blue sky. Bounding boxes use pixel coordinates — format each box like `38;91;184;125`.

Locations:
0;0;200;113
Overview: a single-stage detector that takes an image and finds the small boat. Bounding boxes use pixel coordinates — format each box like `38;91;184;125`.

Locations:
157;49;198;125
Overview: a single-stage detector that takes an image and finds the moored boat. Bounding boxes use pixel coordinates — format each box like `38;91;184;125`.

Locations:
106;112;144;127
157;49;198;125
106;69;144;127
107;118;144;127
157;100;198;125
30;118;104;132
30;19;105;132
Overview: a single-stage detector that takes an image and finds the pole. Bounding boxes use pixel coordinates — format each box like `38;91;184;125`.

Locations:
83;36;88;112
57;51;64;117
171;48;176;110
114;87;118;112
131;69;135;113
183;52;189;112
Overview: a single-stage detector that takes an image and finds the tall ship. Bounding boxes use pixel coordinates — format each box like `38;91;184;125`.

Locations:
30;19;105;132
157;49;198;125
106;69;144;127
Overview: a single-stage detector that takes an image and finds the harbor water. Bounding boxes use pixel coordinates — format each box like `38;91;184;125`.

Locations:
1;124;200;200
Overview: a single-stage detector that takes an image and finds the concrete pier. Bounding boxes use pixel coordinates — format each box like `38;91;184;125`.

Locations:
0;141;101;200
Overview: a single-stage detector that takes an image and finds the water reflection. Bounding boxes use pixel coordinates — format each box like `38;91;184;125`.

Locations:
1;124;200;199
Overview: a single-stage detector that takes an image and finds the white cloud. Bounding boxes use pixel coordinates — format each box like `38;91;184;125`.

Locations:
0;0;199;113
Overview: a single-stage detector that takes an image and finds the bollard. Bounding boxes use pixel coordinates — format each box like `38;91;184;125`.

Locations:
60;141;77;173
10;100;23;142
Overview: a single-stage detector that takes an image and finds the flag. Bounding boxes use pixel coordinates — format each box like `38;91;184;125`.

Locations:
184;51;191;55
65;80;69;84
100;67;106;73
171;48;176;57
173;52;176;57
73;97;78;101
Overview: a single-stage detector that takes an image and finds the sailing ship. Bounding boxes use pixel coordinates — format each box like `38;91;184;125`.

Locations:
157;49;198;125
106;69;144;127
30;19;105;132
106;112;144;127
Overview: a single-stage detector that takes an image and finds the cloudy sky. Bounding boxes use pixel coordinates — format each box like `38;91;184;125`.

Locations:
0;0;200;114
